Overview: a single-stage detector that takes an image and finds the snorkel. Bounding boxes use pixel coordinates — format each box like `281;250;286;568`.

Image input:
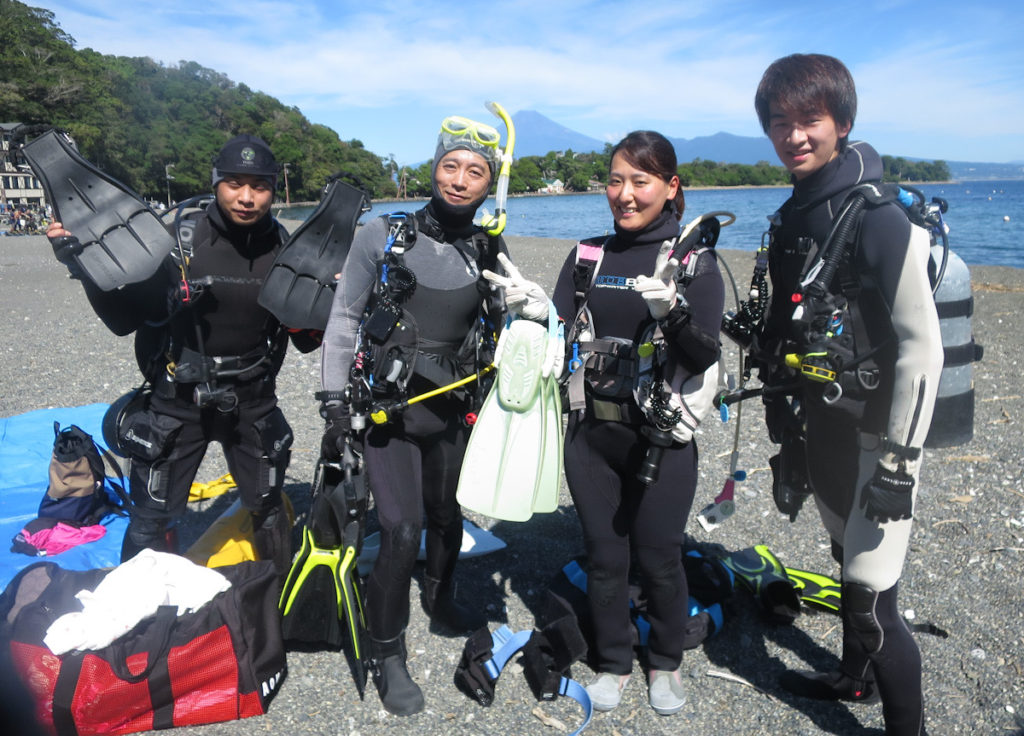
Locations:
481;101;516;237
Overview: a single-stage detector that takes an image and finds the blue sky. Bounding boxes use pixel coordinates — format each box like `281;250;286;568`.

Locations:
33;0;1024;165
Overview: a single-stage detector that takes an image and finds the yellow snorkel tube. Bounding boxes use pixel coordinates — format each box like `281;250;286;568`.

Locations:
481;101;516;237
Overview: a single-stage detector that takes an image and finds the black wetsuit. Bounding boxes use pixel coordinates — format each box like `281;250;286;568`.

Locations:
551;210;724;675
760;142;943;735
321;202;504;640
118;202;309;577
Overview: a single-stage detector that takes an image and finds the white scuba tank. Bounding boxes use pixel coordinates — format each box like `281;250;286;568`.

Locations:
925;245;983;447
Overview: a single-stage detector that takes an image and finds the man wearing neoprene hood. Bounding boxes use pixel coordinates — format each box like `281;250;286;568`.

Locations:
47;135;318;579
319;114;508;716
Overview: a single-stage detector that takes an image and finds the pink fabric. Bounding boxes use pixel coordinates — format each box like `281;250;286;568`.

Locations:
22;522;107;555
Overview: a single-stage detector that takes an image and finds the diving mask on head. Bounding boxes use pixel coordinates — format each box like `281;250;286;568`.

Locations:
430;103;515;235
436;115;503;181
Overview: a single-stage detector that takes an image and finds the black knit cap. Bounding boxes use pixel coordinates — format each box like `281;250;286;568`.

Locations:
211;134;279;188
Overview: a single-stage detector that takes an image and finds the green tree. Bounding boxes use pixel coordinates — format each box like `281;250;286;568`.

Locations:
509;158;544;193
0;1;399;201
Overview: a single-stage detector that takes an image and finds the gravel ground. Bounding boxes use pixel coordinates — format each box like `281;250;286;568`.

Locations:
1;229;1022;736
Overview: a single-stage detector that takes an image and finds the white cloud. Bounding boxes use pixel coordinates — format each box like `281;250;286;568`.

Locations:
29;0;1024;163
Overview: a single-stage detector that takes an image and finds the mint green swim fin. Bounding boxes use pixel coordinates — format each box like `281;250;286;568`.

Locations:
457;313;564;522
532;365;563;514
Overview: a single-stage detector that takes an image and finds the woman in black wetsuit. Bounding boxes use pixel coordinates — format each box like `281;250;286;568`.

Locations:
550;131;724;716
319;115;507;716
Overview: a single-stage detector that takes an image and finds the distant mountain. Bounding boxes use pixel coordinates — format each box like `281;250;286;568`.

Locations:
511;110;1024;179
511;110;607;158
511;110;776;165
665;132;777;165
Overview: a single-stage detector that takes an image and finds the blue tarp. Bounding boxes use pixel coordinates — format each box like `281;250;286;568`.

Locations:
0;403;128;590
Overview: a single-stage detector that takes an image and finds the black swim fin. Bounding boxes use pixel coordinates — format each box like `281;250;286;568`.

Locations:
21;130;174;291
258;174;370;330
279;451;369;695
785;566;842;613
716;545;801;624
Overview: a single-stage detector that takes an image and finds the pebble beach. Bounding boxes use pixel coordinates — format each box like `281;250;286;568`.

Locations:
1;228;1022;735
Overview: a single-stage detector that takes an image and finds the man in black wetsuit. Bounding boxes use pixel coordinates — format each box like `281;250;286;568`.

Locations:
751;55;943;735
48;135;316;579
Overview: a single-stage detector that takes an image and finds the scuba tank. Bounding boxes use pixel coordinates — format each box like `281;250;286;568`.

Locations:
925;245;983;447
899;186;983;448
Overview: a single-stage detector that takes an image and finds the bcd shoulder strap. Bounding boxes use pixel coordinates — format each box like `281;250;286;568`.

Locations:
570;236;611;311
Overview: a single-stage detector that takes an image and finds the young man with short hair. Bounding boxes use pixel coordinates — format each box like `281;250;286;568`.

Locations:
752;54;943;735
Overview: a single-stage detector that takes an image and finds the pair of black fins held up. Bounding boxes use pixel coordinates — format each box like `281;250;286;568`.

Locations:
22;128;370;332
278;445;370;695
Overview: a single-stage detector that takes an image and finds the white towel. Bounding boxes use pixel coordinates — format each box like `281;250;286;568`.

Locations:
44;549;230;655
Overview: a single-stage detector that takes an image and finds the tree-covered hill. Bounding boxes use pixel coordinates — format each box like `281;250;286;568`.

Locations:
1;1;395;202
1;1;950;202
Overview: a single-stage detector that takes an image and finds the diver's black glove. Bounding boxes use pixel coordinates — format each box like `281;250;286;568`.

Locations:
660;295;693;332
320;404;351;462
50;235;85;279
770;453;810;522
860;462;915;523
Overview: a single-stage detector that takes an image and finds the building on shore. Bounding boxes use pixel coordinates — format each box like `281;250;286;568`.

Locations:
1;123;47;210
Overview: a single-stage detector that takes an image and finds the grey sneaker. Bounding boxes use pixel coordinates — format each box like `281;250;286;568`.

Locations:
648;669;686;715
586;672;631;712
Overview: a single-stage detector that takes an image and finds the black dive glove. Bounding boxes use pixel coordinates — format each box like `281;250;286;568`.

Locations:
50;235;85;279
860;462;915;523
769;429;811;521
320;404;352;462
770;453;810;522
659;295;693;332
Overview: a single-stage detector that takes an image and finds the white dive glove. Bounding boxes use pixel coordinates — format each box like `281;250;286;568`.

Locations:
482;252;550;322
634;251;679;320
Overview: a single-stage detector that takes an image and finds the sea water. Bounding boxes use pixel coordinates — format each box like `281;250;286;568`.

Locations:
282;179;1023;268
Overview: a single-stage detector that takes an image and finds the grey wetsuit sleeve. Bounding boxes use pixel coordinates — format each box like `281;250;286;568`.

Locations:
320;217;386;394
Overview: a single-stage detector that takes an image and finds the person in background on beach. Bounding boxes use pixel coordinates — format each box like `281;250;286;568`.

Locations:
46;135;317;580
545;130;724;715
319;113;508;716
748;54;942;735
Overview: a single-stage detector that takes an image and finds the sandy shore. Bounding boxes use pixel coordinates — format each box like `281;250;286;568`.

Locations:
1;231;1022;735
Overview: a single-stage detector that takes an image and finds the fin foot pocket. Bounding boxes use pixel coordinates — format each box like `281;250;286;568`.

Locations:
779;668;878;703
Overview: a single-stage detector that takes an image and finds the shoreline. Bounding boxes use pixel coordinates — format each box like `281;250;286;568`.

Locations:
273;179;974;212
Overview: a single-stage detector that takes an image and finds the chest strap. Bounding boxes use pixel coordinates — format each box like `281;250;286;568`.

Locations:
566;339;638;413
170;343;272;384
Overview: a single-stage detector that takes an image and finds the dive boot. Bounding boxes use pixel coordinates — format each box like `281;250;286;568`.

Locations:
779;668;879;703
423;575;487;633
370;634;424;716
